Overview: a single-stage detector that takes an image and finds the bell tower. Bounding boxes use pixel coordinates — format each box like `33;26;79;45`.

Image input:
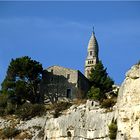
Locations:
85;28;99;79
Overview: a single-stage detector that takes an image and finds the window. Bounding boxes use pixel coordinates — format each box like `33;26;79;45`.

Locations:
67;74;70;79
90;51;92;56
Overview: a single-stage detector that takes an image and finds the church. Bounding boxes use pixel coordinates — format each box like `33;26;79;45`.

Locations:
41;30;99;101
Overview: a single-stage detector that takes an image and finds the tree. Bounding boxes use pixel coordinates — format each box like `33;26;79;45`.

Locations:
88;61;114;100
1;56;43;104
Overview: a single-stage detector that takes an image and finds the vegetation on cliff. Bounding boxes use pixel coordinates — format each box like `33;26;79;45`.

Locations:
108;118;117;140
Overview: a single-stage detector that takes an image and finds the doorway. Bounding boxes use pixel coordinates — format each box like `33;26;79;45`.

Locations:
67;89;71;98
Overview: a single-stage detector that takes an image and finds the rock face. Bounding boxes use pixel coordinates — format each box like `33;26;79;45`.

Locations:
44;63;140;140
117;64;140;140
44;100;115;140
1;63;140;140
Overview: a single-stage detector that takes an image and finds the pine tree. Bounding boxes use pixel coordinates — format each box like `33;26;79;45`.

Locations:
1;56;43;104
88;61;114;101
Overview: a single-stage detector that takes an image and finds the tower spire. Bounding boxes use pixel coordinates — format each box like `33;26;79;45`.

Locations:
84;28;99;79
93;26;95;34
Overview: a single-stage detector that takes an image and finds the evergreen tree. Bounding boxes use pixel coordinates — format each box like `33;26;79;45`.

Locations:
1;56;43;104
88;61;114;100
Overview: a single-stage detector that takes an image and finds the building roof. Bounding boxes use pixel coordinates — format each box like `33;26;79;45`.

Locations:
46;65;78;72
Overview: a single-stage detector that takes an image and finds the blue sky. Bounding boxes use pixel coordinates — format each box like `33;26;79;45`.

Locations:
0;1;140;86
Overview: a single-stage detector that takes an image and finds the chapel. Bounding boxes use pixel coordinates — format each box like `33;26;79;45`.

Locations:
41;29;99;101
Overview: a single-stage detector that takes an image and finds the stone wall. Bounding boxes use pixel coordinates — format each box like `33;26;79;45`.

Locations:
41;66;90;101
77;71;90;98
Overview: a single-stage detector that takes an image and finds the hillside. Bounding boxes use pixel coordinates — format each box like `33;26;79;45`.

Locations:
0;63;140;140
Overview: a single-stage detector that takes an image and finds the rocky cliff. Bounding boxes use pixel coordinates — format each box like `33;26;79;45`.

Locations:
116;63;140;140
44;101;115;140
0;63;140;140
44;63;140;140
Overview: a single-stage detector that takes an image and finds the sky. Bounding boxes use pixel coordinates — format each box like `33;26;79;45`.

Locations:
0;1;140;87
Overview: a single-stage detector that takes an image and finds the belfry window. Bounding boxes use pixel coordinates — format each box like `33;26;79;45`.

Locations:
90;51;92;56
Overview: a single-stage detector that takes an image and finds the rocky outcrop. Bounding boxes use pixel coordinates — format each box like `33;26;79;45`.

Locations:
1;63;140;140
117;64;140;140
0;115;47;139
44;100;115;140
44;63;140;140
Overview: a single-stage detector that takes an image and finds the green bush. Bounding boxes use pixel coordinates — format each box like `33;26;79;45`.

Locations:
101;98;116;108
15;102;46;120
5;102;16;115
88;86;101;101
0;107;5;116
0;94;8;107
3;126;20;138
108;118;117;140
0;94;8;116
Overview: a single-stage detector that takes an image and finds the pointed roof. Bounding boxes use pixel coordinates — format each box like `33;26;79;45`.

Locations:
88;31;99;51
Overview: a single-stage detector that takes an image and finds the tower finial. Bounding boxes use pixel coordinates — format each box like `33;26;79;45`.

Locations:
93;26;95;34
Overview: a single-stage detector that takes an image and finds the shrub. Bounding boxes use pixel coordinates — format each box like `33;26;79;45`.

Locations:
3;126;20;138
108;118;117;140
101;98;116;108
88;86;101;101
37;129;45;138
0;94;8;108
0;107;5;116
15;102;46;120
5;102;16;115
53;101;72;118
31;104;46;116
0;94;18;116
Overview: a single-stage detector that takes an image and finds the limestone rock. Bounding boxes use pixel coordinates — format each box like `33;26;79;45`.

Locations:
117;63;140;140
44;101;115;140
1;63;140;140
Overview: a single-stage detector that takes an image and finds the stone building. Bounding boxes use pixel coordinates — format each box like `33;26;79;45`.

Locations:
41;66;90;102
85;30;99;78
41;29;99;101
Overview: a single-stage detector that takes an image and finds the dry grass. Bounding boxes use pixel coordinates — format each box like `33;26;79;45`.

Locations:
72;99;87;106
